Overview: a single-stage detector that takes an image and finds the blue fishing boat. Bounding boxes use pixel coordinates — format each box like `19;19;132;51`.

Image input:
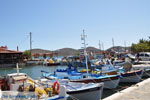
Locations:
41;69;120;89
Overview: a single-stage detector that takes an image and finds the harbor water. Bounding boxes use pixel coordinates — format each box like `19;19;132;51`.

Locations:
0;65;67;79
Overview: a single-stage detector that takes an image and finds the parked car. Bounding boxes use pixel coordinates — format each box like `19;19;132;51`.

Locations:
136;52;150;61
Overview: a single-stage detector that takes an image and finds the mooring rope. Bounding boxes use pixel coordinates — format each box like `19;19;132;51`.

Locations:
142;69;150;77
69;95;80;100
135;70;144;81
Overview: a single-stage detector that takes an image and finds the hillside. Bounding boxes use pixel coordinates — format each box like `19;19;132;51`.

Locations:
56;48;79;56
86;46;100;52
31;49;52;54
107;46;131;52
28;46;131;57
79;46;100;53
30;47;100;56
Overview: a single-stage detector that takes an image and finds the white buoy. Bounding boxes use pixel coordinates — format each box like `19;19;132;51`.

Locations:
59;85;66;100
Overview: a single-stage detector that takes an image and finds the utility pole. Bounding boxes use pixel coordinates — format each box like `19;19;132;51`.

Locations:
29;32;32;60
17;46;19;51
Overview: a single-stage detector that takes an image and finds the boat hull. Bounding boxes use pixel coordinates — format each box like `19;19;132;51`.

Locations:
70;76;120;89
120;70;143;83
47;63;60;66
103;78;120;89
133;64;150;77
67;84;103;100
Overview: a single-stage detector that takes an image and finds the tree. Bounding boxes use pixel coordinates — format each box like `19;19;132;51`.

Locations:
131;37;150;53
23;50;31;59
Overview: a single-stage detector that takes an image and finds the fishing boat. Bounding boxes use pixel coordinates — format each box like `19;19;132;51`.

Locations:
41;70;120;89
132;64;150;77
38;78;104;100
86;63;119;75
86;60;143;83
46;59;60;66
107;65;143;83
0;64;68;100
69;74;120;89
115;62;144;83
119;69;143;83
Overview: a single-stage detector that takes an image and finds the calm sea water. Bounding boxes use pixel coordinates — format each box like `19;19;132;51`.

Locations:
0;65;67;79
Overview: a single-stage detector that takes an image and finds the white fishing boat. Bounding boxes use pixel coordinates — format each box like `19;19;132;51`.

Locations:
0;63;68;100
0;87;68;100
39;78;104;100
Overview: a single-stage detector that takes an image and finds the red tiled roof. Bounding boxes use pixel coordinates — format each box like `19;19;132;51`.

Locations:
0;48;22;54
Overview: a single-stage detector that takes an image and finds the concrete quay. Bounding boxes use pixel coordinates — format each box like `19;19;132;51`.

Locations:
103;78;150;100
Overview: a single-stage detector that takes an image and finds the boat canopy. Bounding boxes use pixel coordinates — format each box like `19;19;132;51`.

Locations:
12;75;27;81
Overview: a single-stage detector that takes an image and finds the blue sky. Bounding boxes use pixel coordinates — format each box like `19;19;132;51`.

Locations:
0;0;149;51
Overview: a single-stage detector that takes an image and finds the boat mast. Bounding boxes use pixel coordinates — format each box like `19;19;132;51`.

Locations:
99;40;101;51
81;30;88;74
102;42;104;51
112;38;114;52
29;32;32;60
124;41;126;52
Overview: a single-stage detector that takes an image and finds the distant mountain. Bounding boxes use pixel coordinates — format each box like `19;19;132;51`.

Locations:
56;48;79;56
31;49;52;54
27;46;131;57
107;46;131;52
30;47;101;56
86;47;100;52
79;46;100;53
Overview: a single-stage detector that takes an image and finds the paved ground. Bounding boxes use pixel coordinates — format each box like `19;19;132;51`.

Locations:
103;78;150;100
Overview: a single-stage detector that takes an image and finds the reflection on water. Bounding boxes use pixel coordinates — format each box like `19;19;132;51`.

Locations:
0;65;67;79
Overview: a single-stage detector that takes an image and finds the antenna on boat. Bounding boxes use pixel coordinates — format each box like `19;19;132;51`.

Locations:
81;29;89;75
15;63;22;75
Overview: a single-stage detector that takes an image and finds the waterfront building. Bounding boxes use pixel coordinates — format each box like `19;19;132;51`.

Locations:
0;46;23;67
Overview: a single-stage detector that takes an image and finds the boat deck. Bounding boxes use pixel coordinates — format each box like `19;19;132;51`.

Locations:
138;61;150;64
132;64;150;71
103;78;150;100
